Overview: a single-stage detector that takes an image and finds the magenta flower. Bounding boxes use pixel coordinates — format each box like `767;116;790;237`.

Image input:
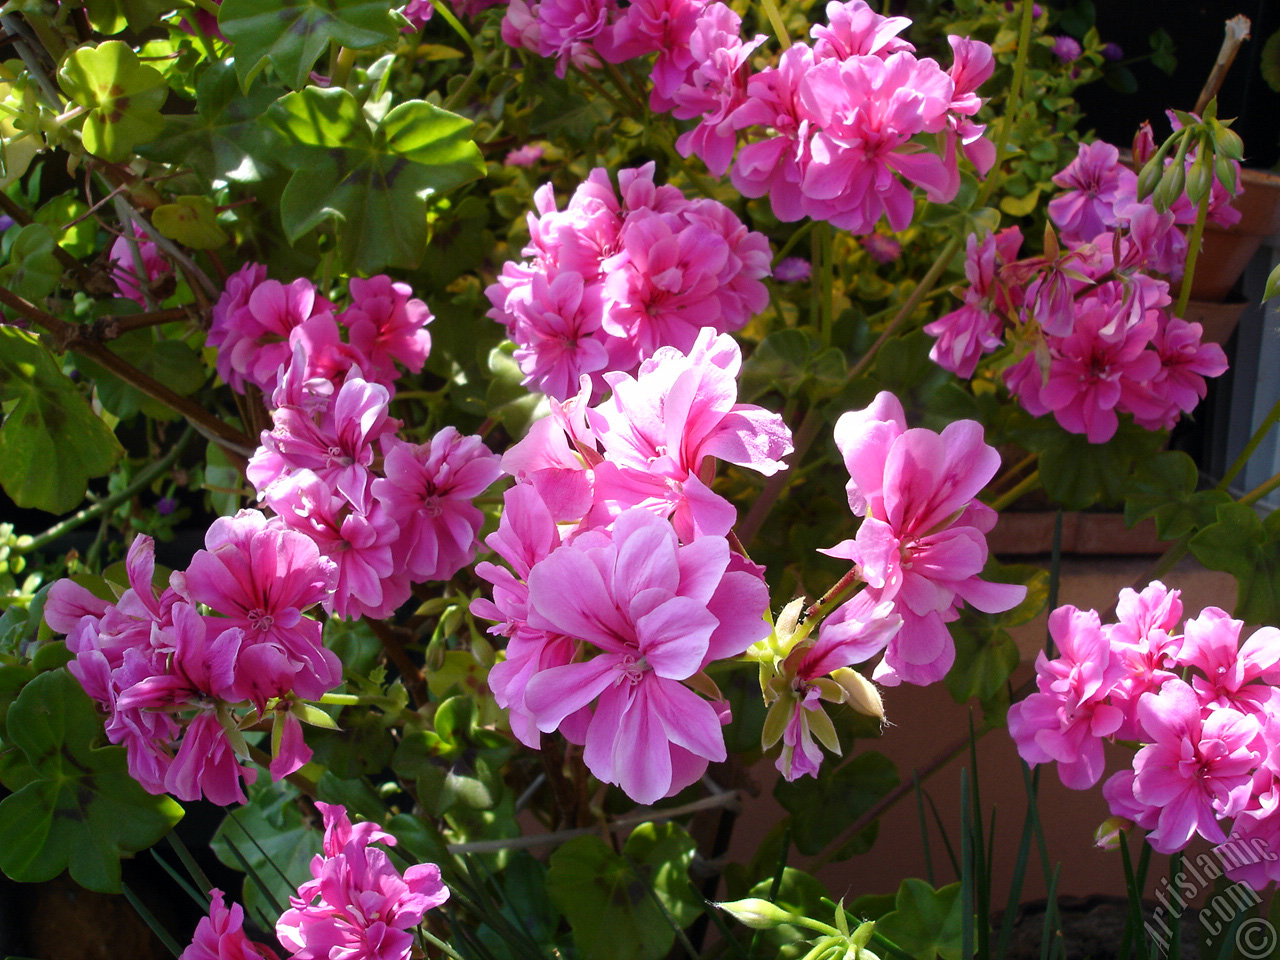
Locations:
181;889;280;960
180;510;340;705
109;230;172;306
277;802;449;960
1132;678;1261;853
209;275;333;394
1177;608;1280;718
809;0;912;61
599;0;707;110
1051;35;1081;63
504;143;545;167
774;257;811;283
924;227;1021;378
1048;141;1134;245
820;392;1025;685
536;0;615;76
341;275;433;384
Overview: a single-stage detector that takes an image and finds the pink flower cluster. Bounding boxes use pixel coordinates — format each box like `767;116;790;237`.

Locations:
208;267;434;396
1009;583;1280;887
926;207;1228;443
110;227;172;306
503;0;995;232
817;392;1026;688
247;355;502;621
276;803;449;960
45;513;340;804
472;328;791;802
486;163;770;400
209;264;502;622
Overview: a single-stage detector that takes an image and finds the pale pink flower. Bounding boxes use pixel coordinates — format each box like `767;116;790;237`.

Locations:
521;509;769;803
1007;605;1126;789
109;230;172;306
537;0;615;76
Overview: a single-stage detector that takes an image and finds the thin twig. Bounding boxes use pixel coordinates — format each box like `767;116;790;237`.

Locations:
365;616;428;708
444;791;742;854
1194;15;1251;115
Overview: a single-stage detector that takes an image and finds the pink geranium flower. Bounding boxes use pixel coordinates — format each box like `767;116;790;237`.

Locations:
1132;678;1260;853
181;889;280;960
520;509;769;803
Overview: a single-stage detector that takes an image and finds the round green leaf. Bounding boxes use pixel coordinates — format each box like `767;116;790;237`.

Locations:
58;41;168;162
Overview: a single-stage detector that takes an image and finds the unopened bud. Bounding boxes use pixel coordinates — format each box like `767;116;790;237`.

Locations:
1214;123;1245;161
1135;157;1163;202
716;898;800;930
1153;162;1185;212
1215;154;1239;196
1185;150;1213;206
1094;815;1131;850
831;668;884;720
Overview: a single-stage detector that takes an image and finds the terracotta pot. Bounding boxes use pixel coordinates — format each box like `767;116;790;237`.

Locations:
1190;166;1280;301
1181;298;1249;344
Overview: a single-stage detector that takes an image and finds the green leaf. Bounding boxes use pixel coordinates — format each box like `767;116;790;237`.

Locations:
624;821;701;929
35;194;95;259
211;780;322;930
773;751;898;858
0;328;123;513
547;824;699;960
1190;503;1280;625
73;328;207;421
83;0;177;34
0;223;62;300
140;63;284;183
153;195;228;249
1011;416;1166;511
1150;27;1177;76
219;0;400;90
741;329;847;403
0;669;183;891
874;880;967;960
264;87;485;272
1125;450;1229;540
946;622;1019;706
58;41;168;162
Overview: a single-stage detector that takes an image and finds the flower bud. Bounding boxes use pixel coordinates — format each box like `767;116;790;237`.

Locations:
1185;148;1213;206
1094;815;1131;850
831;668;884;721
1215;154;1239;196
716;898;800;930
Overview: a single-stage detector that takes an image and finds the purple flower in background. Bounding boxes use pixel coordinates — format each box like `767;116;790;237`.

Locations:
774;257;811;282
1052;35;1082;63
505;144;545;167
862;234;902;264
157;496;177;516
1102;42;1123;61
0;214;14;232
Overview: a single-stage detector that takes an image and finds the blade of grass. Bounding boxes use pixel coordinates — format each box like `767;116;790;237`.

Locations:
968;715;990;960
1038;864;1062;960
122;881;183;958
913;769;936;887
226;809;293;888
960;768;974;960
749;825;791;958
1168;852;1183;960
220;834;286;916
167;831;214;895
994;802;1036;960
150;848;210;911
924;790;961;879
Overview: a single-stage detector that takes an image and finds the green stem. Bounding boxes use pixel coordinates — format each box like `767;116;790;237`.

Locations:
804;566;861;622
849;236;961;381
977;0;1036;206
330;45;356;89
315;692;361;706
758;0;791;50
1216;397;1280;493
736;403;822;545
1174;191;1210;319
819;222;835;348
419;928;466;960
18;427;195;555
987;468;1040;512
1240;468;1280;506
429;0;481;57
772;222;815;265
